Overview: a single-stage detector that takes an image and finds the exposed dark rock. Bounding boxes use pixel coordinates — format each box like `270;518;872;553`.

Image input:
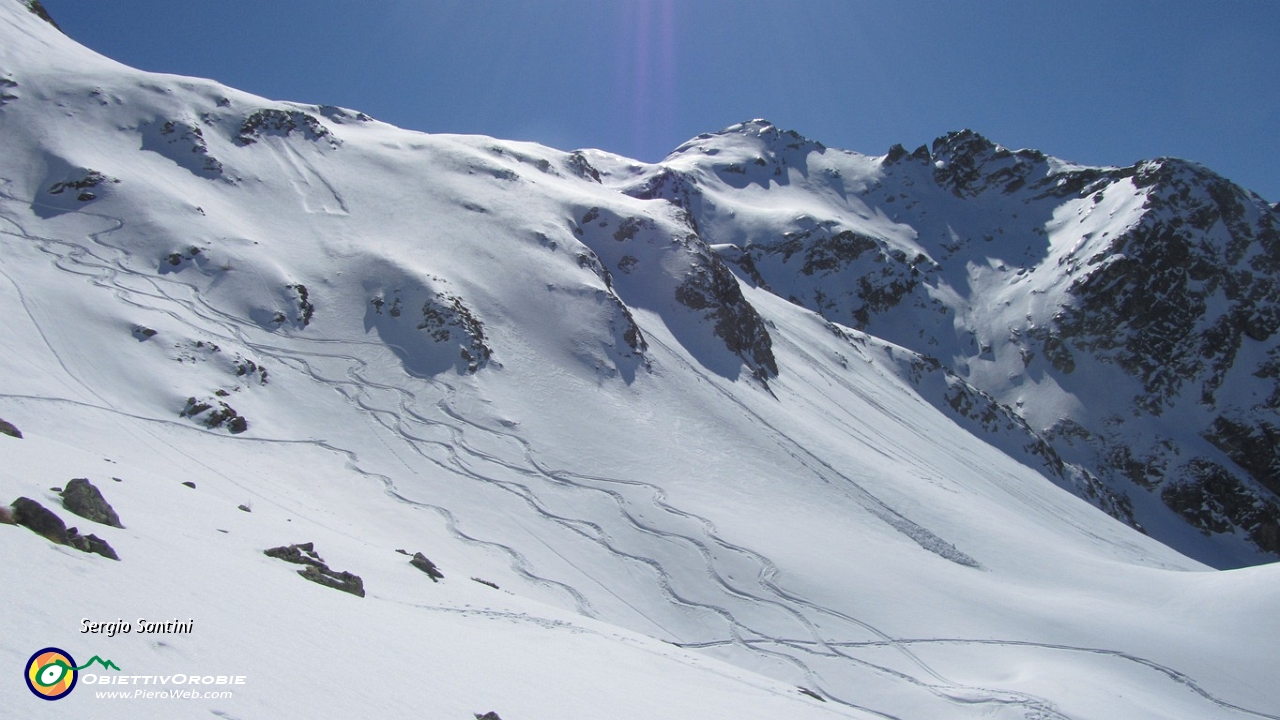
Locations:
612;216;647;242
25;1;61;31
675;256;777;379
1161;459;1280;554
1051;161;1280;415
60;478;123;528
287;284;315;327
181;397;248;434
471;577;499;589
740;223;932;330
237;109;332;146
11;497;69;544
800;230;878;276
11;499;120;560
418;292;492;373
11;499;120;559
237;504;251;513
181;398;212;417
1203;416;1280;498
131;325;157;341
84;534;119;560
266;542;365;596
624;168;703;233
160;246;202;273
567;151;600;182
67;527;119;560
264;542;325;567
145;120;223;176
298;564;365;597
0;418;21;438
182;481;196;489
475;713;503;720
1026;324;1075;374
409;552;444;581
48;171;115;198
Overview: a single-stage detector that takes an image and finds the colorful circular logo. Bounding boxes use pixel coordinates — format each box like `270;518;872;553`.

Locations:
25;648;78;700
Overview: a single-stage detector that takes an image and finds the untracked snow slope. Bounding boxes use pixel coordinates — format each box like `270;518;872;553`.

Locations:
1;3;1278;719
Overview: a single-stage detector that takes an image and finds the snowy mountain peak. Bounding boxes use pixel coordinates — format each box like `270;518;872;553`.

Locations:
667;118;827;167
3;6;1280;719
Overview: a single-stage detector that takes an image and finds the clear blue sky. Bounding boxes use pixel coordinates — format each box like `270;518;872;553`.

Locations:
39;0;1280;201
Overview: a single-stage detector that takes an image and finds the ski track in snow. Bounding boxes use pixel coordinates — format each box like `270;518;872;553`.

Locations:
1;190;1271;720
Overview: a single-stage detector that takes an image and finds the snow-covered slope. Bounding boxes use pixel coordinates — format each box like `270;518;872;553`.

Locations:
2;3;1278;719
631;120;1280;568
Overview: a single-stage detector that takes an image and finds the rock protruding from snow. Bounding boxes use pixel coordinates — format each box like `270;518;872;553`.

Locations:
409;552;444;582
11;496;70;544
266;543;366;597
141;119;224;177
24;0;60;31
66;526;120;560
236;109;333;147
0;418;20;438
10;497;119;559
675;256;778;380
60;478;124;528
418;292;493;374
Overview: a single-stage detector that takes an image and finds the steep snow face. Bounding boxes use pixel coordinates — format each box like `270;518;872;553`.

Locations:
2;4;1279;720
628;120;1280;567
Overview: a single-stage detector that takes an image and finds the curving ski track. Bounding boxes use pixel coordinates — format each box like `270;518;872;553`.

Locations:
1;190;1272;719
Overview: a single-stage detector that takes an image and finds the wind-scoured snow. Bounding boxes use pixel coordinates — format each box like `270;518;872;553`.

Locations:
1;4;1278;719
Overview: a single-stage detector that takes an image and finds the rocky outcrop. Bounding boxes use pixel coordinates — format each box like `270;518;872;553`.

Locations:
298;565;365;597
24;0;60;31
10;497;118;559
665;122;1280;562
409;552;444;582
66;526;120;560
0;418;20;438
60;478;123;528
236;109;333;147
418;292;493;373
736;224;933;329
676;257;777;380
11;497;69;544
1161;459;1280;554
1054;163;1280;411
142;120;223;177
265;542;365;597
1203;416;1280;498
286;283;315;328
48;170;117;202
181;397;248;434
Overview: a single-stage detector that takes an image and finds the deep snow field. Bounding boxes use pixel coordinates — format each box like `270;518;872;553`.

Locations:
1;3;1277;718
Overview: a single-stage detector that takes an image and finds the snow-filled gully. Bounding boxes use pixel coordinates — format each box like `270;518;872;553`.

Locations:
2;191;1275;720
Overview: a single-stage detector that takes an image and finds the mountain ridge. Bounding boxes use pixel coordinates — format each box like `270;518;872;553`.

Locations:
3;3;1279;718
